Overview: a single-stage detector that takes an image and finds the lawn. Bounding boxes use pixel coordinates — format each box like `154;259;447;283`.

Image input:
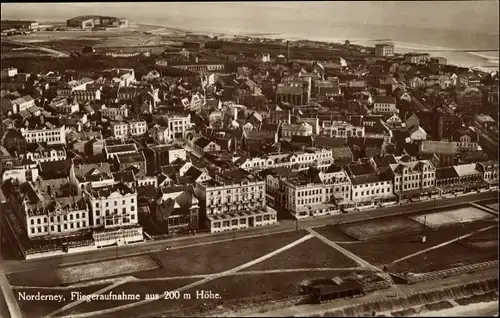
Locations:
133;230;308;278
389;226;498;273
339;216;424;241
14;284;108;318
340;220;497;266
62;278;199;315
313;225;358;242
8;255;160;287
104;270;365;317
243;237;358;271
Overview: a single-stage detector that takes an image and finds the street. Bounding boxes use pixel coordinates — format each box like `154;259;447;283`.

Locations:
1;191;496;275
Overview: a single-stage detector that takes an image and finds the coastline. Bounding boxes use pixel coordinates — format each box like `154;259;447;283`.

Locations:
137;21;499;73
410;300;498;317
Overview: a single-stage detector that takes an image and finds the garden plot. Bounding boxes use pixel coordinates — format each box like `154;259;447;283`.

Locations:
411;207;493;229
339;217;423;241
54;255;159;284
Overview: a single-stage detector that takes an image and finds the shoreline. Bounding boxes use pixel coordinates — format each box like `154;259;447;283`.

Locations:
410;300;498;317
136;22;499;73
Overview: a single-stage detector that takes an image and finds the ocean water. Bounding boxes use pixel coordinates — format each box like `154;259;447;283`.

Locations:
2;2;498;70
140;4;499;71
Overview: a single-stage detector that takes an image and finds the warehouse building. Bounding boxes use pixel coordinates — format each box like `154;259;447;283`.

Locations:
66;15;128;29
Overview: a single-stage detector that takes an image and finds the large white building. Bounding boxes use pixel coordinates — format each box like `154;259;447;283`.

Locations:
389;159;437;199
111;120;147;139
20;125;66;145
236;148;335;172
84;182;143;247
195;169;277;233
321;120;365;138
276;166;352;219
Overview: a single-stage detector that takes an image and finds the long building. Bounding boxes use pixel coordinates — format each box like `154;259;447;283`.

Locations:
66;15;128;29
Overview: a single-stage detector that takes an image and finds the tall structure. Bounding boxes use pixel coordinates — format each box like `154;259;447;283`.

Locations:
375;44;394;57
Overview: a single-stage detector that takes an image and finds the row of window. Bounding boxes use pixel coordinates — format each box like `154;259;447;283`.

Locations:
30;221;87;234
212;214;276;228
353;182;390;189
30;212;86;225
95;199;134;208
95;206;135;216
94;229;141;241
354;187;390;197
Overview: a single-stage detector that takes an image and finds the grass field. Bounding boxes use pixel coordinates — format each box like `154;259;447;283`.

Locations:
340;220;497;266
8;255;160;287
14;284;108;318
312;225;358;242
339;216;423;241
389;225;498;273
63;278;200;315
104;271;364;317
134;230;308;278
244;237;358;271
411;207;493;228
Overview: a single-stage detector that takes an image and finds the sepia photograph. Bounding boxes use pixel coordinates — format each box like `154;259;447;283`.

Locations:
0;1;498;317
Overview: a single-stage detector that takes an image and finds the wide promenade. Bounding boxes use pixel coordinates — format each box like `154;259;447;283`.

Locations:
1;191;495;275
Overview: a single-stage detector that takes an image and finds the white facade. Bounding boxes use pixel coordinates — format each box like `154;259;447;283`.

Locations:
351;178;394;203
20;126;66;145
390;160;436;194
321;121;365;138
26;204;89;238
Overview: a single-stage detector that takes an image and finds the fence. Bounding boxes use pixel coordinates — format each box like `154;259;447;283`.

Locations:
396;260;498;284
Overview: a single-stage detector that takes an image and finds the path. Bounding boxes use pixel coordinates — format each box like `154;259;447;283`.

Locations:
0;269;22;318
470;202;499;216
47;234;314;318
390;224;498;264
306;228;381;272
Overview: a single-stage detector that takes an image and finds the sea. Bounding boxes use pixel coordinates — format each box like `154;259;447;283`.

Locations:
142;13;499;72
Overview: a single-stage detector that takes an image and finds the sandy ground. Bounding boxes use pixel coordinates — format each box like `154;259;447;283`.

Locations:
410;301;498;317
411;207;492;228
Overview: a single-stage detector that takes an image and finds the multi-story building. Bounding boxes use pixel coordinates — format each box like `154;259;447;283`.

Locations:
49;97;80;115
165;113;192;140
236;148;335;172
451;127;480;152
195;169;277;233
104;143;138;160
373;96;398;114
404;53;430;64
389;159;437;200
22;143;66;163
84;182;143;247
476;161;499;189
281;122;313;138
21;184;90;238
375;44;394;57
111;120;147;139
115;152;146;172
100;104;129;120
321;120;365;138
276;166;352;219
20;125;66;145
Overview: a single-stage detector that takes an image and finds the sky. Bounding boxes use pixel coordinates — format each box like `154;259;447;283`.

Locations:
1;1;499;35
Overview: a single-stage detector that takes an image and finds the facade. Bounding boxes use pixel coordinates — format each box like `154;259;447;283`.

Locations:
375;44;394;57
66;15;128;29
281;122;313;138
373;96;398;114
111;120;147;139
101;105;129;120
169;62;225;72
22;143;66;163
84;182;143;247
350;173;394;204
195;169;277;233
404;53;431;64
389;160;437;199
20;125;66;145
321;120;365;138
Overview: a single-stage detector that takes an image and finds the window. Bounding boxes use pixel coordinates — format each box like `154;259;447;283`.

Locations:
131;206;135;211
131;214;135;219
70;223;74;229
31;219;34;225
70;214;73;220
96;219;100;225
96;203;99;208
114;201;117;206
37;218;41;224
106;202;109;207
131;198;134;203
240;218;246;224
31;228;35;234
96;210;100;216
123;208;126;214
64;224;67;230
82;221;86;227
232;219;238;226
